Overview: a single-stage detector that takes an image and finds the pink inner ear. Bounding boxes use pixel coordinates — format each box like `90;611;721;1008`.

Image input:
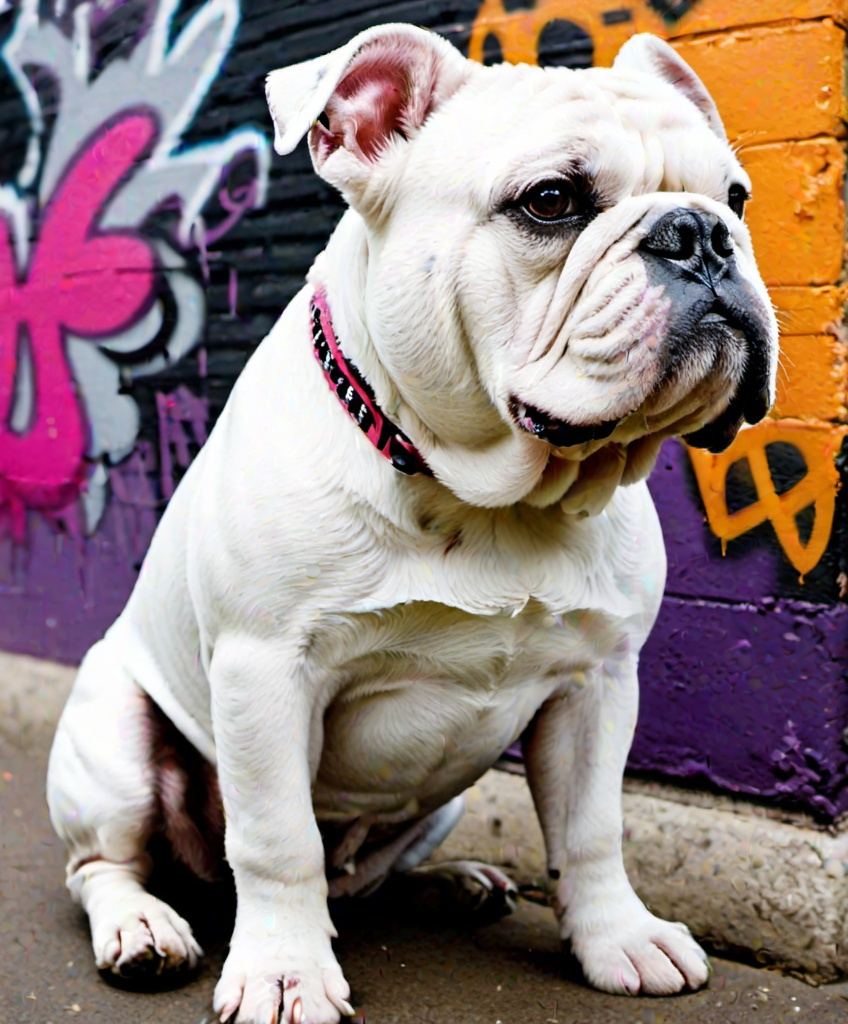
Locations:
320;49;428;164
339;58;409;157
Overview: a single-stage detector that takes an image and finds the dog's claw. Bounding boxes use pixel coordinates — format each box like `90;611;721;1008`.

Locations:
291;995;303;1024
218;1002;238;1024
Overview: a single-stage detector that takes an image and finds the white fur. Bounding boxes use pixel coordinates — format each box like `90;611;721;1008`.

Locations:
47;25;777;1024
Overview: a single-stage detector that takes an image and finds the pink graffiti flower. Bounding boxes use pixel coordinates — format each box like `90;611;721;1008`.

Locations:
0;113;157;537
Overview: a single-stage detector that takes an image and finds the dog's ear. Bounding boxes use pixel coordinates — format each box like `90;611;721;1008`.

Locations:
612;34;727;141
266;24;469;193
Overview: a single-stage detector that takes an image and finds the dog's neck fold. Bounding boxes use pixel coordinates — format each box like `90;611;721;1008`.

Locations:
307;214;553;508
308;213;657;514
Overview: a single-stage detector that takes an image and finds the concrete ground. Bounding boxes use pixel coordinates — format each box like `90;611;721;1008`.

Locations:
4;653;848;1024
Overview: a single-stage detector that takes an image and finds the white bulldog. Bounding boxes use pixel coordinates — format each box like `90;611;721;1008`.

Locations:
47;23;778;1024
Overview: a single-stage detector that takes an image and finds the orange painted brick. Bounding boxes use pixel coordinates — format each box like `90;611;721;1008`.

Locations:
770;286;848;336
740;138;845;286
672;21;845;146
469;0;848;70
772;334;848;421
664;0;848;37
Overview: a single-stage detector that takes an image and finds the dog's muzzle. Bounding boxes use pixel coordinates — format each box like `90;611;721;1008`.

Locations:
638;207;772;453
509;205;774;457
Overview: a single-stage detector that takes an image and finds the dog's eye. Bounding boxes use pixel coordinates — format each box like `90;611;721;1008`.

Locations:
727;183;748;219
521;181;582;222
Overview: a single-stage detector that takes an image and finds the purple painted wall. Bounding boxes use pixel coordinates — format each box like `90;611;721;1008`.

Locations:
2;0;847;821
639;441;848;820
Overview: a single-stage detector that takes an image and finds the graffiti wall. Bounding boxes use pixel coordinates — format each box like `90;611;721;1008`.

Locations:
0;0;274;651
2;0;847;819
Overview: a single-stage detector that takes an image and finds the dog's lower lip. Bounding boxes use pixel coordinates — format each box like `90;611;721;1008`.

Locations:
684;404;745;453
743;387;770;425
510;398;619;447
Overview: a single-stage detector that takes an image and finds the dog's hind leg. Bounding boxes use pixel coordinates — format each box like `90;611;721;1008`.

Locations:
327;796;468;898
47;637;202;978
328;797;519;919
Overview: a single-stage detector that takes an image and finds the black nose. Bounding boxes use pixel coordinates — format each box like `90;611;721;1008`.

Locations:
639;209;733;288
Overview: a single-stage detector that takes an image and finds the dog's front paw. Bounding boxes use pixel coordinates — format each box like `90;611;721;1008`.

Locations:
567;897;710;996
213;937;354;1024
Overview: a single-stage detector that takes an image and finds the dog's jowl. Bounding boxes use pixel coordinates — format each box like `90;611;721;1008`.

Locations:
47;24;778;1024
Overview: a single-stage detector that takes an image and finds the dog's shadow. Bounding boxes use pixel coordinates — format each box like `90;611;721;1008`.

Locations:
130;836;581;999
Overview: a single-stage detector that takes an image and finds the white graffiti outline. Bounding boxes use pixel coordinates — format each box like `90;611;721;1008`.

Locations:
1;0;271;532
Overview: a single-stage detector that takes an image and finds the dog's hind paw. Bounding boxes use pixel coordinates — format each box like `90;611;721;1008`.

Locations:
412;859;520;920
91;892;202;979
570;908;710;996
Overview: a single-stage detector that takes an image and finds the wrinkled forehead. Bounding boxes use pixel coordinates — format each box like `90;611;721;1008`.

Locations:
420;62;746;202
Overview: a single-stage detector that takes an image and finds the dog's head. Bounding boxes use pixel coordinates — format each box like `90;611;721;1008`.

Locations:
267;25;778;512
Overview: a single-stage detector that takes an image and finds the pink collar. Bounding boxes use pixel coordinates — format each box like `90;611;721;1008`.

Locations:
311;289;432;477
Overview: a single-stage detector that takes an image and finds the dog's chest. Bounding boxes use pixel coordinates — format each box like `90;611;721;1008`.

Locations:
310;598;617;820
299;490;664;820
